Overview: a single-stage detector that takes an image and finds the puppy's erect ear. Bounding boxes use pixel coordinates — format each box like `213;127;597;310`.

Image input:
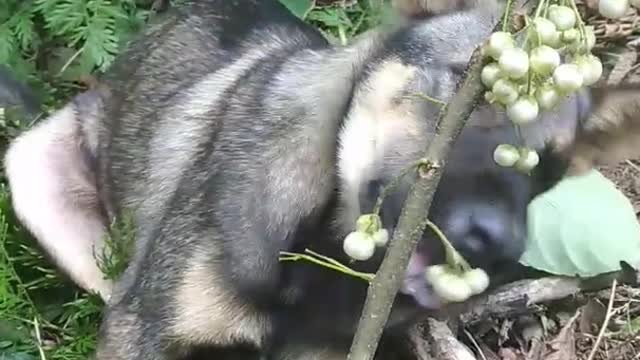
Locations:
392;0;498;19
568;84;640;174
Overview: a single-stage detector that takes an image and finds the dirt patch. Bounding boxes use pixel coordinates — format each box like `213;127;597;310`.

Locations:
598;159;640;220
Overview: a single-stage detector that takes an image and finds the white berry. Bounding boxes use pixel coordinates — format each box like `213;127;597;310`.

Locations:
546;30;563;49
598;0;630;19
462;268;491;295
536;85;561;110
576;55;603;86
548;5;577;31
499;48;530;79
530;45;561;76
431;273;473;303
481;63;503;88
372;228;389;247
493;144;520;167
584;26;597;51
424;264;448;283
515;148;540;172
507;96;540;124
486;31;515;60
492;79;519;105
562;28;579;43
343;232;375;261
553;63;584;93
531;17;558;45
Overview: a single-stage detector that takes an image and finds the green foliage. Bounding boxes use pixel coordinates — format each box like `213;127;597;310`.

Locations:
279;0;314;19
0;0;158;108
522;170;640;277
0;1;383;358
95;211;136;281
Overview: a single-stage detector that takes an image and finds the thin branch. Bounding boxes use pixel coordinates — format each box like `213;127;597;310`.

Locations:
346;2;524;358
346;32;490;360
586;279;618;360
426;319;476;360
458;266;638;325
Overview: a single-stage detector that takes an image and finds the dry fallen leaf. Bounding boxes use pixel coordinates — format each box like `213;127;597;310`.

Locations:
579;299;607;336
542;311;580;360
499;347;524;360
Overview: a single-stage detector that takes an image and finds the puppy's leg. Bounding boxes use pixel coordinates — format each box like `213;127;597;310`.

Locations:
4;91;113;301
93;225;272;360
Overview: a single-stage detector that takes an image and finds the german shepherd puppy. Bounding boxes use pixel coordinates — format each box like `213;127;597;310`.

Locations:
4;0;640;359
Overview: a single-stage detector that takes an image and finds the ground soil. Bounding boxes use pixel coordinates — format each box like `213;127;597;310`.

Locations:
599;159;640;221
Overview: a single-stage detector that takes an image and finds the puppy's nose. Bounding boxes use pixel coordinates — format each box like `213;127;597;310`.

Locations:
444;204;525;268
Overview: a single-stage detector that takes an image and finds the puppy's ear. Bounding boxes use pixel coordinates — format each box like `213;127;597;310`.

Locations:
392;0;498;19
568;84;640;174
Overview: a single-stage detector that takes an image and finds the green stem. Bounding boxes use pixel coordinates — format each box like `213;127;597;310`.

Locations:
534;0;548;19
502;0;514;32
279;251;375;282
568;0;587;52
425;220;471;272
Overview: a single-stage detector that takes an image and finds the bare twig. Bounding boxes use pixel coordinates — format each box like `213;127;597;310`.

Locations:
586;279;618;360
427;319;476;360
459;277;582;324
459;266;639;325
464;328;488;360
346;29;488;360
32;317;48;360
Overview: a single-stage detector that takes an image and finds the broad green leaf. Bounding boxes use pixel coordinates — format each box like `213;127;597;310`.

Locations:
279;0;314;19
521;170;640;277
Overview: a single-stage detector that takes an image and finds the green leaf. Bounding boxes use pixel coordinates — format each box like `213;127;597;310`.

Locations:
307;8;352;28
279;0;314;19
521;170;640;277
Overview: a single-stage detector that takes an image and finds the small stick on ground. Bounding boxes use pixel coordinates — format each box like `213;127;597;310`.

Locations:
427;319;476;360
586;279;618;360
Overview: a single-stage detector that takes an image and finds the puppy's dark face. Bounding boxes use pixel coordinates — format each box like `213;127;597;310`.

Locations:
377;98;585;309
425;123;564;273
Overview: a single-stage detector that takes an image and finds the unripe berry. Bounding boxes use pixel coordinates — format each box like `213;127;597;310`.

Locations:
562;28;580;43
432;273;473;303
481;63;503;88
424;264;448;283
576;55;603;86
598;0;630;19
492;79;519;105
462;268;490;295
372;229;389;247
343;232;375;261
531;17;558;45
536;85;561;110
530;45;561;76
499;48;530;79
486;31;515;60
493;144;520;167
553;63;584;93
507;96;540;124
548;5;577;31
515;148;540;172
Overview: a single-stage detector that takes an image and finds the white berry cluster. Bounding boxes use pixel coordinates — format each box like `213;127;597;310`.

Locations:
485;0;637;172
342;214;389;261
424;264;490;303
342;212;492;303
